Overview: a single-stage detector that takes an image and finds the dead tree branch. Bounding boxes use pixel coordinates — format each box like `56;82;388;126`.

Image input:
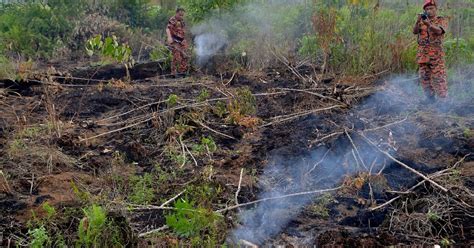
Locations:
357;133;448;192
217;186;342;213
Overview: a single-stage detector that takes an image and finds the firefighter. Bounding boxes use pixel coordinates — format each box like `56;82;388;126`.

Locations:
166;7;188;77
413;0;448;103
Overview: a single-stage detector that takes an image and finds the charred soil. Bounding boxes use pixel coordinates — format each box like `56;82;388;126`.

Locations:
0;65;472;247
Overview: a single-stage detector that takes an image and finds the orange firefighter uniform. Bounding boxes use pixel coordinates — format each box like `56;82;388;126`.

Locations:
167;15;188;75
416;0;448;99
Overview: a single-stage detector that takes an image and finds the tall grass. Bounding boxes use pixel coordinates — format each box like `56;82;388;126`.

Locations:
299;0;474;75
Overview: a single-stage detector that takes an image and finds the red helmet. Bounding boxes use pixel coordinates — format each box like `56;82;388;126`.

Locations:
423;0;437;9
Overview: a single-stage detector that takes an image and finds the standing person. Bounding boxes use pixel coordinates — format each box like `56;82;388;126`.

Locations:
413;0;448;103
166;7;188;77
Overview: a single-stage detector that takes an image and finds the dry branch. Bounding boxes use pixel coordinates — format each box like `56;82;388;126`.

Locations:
160;190;186;208
217;185;342;213
138;225;169;238
275;87;345;105
196;121;236;140
357;132;448;192
235;168;244;205
260;105;344;127
345;129;368;170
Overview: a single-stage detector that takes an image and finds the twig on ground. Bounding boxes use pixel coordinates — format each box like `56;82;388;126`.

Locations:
239;239;258;248
358;132;448;192
138;225;169;238
81;93;287;141
160;190;186;207
217;186;342;213
306;148;330;175
196;121;236;140
260;105;343;127
178;136;187;168
235;168;244;205
370;168;451;211
223;71;237;86
362;115;408;132
98;99;168;123
345;129;368;170
275;87;345;105
184;142;198;167
309;131;344;147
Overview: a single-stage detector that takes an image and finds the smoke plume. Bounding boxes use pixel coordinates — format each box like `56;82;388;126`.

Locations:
230;69;473;245
191;0;311;66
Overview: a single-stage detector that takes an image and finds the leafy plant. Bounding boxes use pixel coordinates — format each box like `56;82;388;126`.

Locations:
309;194;334;218
166;94;179;107
85;35;134;79
226;87;259;126
28;226;51;248
427;209;440;222
197;89;210;102
77;204;107;247
165;198;221;238
0;55;15;79
192;136;217;155
42;202;56;220
150;42;172;69
129;173;154;204
212;101;228;118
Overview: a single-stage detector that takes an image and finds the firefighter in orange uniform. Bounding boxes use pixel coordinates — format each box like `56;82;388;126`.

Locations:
166;7;188;77
413;0;448;103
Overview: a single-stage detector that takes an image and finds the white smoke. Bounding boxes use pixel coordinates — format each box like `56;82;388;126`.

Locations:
190;0;310;66
192;26;228;66
229;70;474;245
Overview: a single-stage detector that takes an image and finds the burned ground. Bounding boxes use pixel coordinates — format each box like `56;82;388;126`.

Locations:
0;65;473;247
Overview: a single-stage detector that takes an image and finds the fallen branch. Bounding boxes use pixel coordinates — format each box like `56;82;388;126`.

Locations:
178;136;187;168
216;185;342;213
196;121;236;140
370;167;452;211
138;225;169;238
357;132;448;192
345;129;368;170
98;99;168;123
239;239;258;248
160;190;186;208
306;148;330;175
275;87;345;105
260;105;344;128
184;142;198;167
309;131;344;147
362;115;408;132
235;168;244;205
223;71;237;86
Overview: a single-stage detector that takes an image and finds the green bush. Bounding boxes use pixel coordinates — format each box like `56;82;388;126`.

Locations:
101;0;172;30
77;204;128;247
0;3;75;58
28;226;51;248
129;173;155;205
165;198;221;238
0;55;15;79
299;35;319;61
78;205;107;247
178;0;246;23
445;38;474;66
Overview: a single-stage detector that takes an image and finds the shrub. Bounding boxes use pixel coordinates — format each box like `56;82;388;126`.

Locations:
0;3;75;58
129;173;154;205
165;198;221;238
28;226;51;248
78;205;107;247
